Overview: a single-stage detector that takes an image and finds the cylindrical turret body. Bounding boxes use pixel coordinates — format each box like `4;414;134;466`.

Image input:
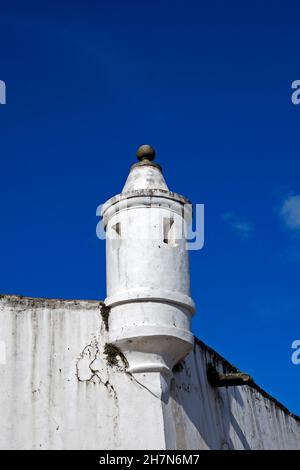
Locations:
101;146;195;396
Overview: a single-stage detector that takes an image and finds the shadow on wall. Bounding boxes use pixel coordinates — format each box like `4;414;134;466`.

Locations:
170;341;251;450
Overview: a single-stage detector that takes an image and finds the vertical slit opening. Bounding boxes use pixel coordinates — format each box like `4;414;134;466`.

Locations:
112;222;121;237
163;217;175;245
111;222;121;250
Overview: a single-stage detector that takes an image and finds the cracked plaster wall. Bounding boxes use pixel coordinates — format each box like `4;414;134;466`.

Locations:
0;295;299;449
0;296;166;449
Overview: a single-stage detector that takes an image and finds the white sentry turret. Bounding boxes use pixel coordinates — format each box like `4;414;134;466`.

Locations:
101;145;195;398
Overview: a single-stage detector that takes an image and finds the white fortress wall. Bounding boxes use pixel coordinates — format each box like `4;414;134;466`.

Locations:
0;294;299;450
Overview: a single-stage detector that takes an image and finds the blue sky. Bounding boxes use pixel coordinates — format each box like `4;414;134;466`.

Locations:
1;1;300;415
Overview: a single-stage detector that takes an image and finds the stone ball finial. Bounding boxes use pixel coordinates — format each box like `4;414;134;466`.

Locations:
136;144;156;162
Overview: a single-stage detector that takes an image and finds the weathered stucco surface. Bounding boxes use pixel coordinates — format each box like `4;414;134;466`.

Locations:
168;339;300;449
0;295;299;450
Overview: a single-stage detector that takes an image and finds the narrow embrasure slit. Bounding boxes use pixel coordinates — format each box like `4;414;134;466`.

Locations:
112;222;121;237
163;217;176;246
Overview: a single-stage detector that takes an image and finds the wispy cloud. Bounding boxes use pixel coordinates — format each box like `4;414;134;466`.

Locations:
222;212;253;238
280;195;300;231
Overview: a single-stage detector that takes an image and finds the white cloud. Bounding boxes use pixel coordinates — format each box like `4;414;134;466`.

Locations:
222;212;253;238
280;195;300;231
